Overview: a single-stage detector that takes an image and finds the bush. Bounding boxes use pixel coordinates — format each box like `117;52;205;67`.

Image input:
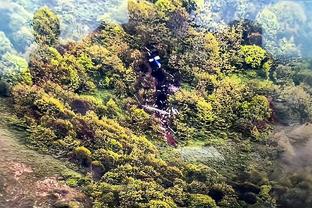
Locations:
276;85;312;123
170;89;215;140
239;45;267;69
239;95;271;122
29;46;94;92
184;163;213;183
0;53;32;86
70;95;107;116
147;200;173;208
73;146;92;167
34;94;66;116
29;125;57;149
189;194;217;208
239;45;272;79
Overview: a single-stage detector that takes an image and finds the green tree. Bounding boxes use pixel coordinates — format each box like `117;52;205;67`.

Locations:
0;52;32;86
32;6;60;46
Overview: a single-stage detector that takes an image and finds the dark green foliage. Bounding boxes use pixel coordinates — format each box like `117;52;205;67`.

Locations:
272;173;312;208
169;28;221;83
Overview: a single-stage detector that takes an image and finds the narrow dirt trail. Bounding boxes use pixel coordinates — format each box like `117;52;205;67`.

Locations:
0;98;90;208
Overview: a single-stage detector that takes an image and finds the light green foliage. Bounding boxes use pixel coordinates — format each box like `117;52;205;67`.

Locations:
89;23;129;56
206;76;245;127
216;25;244;73
259;185;276;205
11;84;48;117
131;107;150;124
246;79;276;96
126;0;181;52
196;99;214;122
0;52;32;86
171;74;273;141
74;146;91;156
32;7;60;46
147;200;173;208
7;1;305;207
53;53;81;90
11;81;212;207
239;45;267;69
106;98;119;112
83;44;136;95
155;0;180;12
239;95;271;122
29;125;57;150
238;45;272;79
237;95;271;140
185;163;212;182
189;194;217;208
29;46;94;91
170;89;215;140
117;178;169;207
262;60;272;79
128;106;152;134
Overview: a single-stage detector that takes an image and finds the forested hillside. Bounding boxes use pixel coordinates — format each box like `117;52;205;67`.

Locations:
1;0;312;207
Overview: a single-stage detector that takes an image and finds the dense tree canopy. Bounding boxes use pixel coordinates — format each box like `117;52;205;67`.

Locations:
1;0;312;208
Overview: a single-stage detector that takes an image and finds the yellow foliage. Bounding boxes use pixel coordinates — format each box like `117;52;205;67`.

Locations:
189;194;217;208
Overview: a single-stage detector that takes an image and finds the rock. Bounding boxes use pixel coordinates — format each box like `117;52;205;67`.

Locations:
53;201;81;208
0;81;10;97
273;102;301;125
53;201;71;208
209;189;225;202
240;192;257;204
91;160;105;180
238;182;261;194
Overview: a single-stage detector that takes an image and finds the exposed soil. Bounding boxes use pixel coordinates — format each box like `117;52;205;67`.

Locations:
0;98;90;208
